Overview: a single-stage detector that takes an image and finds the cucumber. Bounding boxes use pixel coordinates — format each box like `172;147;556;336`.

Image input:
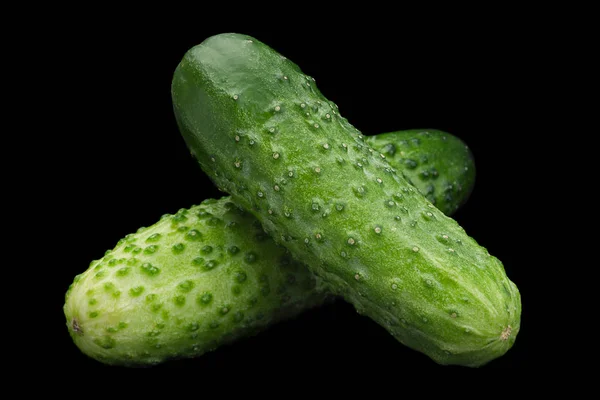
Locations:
366;129;475;216
64;198;327;366
64;129;475;366
171;33;521;367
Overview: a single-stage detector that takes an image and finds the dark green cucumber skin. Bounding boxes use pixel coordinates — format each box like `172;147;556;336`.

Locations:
64;198;328;366
366;129;475;216
171;33;521;367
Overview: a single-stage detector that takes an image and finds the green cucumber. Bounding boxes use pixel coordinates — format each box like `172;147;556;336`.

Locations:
366;129;475;216
171;33;521;367
64;129;475;366
64;198;326;366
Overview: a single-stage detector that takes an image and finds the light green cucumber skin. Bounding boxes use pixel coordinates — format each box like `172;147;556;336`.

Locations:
64;129;474;367
171;33;521;367
366;129;475;216
64;198;328;366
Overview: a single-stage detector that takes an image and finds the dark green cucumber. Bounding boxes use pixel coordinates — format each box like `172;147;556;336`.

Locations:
64;129;475;366
171;33;521;367
64;198;327;366
366;129;475;216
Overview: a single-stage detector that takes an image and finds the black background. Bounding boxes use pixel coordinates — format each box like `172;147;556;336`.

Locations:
45;16;562;376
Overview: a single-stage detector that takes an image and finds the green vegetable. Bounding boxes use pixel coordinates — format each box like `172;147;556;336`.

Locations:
366;129;475;216
64;198;327;366
64;128;475;366
171;33;520;367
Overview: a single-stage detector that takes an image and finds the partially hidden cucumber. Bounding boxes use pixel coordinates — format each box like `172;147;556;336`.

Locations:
171;33;521;367
365;129;475;216
64;198;326;366
64;129;475;366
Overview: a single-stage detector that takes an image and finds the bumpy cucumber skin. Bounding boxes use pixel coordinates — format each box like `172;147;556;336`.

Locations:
171;33;521;367
65;129;474;367
366;130;475;216
64;198;327;366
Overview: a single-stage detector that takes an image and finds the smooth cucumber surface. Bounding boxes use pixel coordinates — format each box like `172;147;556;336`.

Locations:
171;33;521;367
64;129;475;366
